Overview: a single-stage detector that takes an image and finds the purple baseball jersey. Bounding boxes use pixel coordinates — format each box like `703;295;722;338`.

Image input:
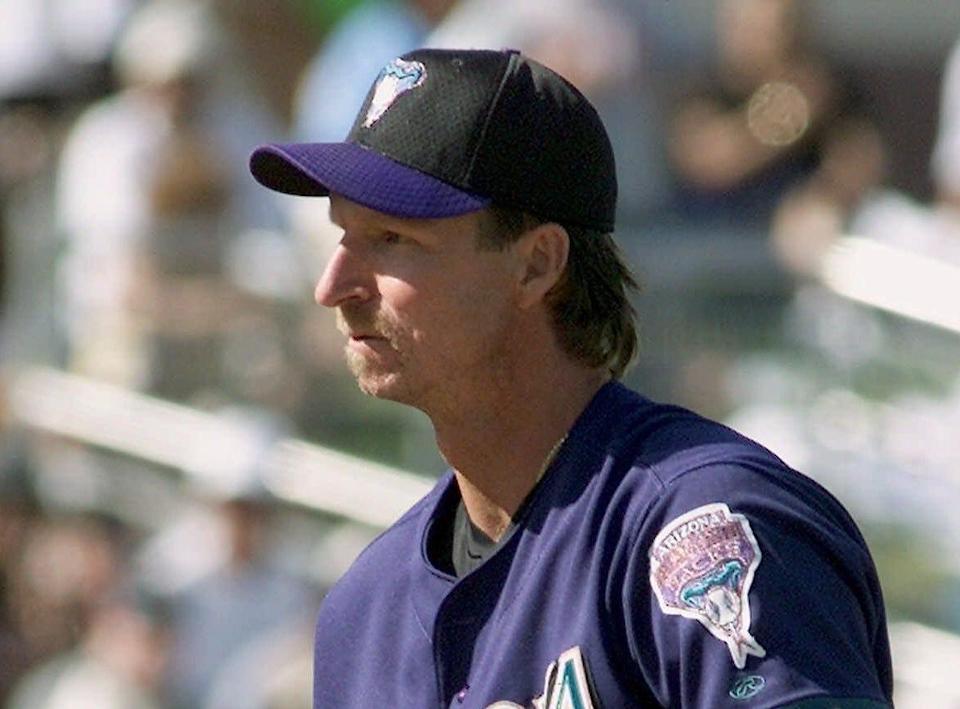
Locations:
313;382;893;708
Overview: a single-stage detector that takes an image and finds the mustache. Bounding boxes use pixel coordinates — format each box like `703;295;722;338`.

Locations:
336;307;399;342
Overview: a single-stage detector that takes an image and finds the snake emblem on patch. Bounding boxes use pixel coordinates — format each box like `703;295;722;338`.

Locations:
649;503;766;668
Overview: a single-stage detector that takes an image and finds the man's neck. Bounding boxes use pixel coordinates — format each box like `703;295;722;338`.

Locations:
431;364;609;541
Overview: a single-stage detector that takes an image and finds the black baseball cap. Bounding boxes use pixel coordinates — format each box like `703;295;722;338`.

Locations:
249;48;617;232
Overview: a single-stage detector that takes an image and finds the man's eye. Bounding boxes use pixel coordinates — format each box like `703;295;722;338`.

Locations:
383;232;402;245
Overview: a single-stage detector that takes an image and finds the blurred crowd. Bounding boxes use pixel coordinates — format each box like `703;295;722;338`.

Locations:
1;0;960;706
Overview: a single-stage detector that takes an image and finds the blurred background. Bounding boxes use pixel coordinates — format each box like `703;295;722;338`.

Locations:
0;0;959;706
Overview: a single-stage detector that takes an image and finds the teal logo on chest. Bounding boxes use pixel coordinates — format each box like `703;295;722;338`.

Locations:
729;674;766;700
487;646;596;709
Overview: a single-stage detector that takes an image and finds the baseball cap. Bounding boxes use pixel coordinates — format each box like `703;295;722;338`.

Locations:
249;48;617;232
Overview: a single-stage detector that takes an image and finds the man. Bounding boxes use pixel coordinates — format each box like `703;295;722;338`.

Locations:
250;48;893;708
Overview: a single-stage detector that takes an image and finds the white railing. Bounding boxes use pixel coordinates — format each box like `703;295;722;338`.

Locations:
821;236;960;336
9;366;433;528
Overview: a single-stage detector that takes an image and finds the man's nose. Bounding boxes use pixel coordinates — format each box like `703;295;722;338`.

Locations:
314;244;373;308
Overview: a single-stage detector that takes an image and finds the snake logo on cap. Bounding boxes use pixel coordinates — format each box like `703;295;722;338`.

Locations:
364;57;427;128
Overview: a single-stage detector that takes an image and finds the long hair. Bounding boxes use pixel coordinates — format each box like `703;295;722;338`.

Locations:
479;207;640;379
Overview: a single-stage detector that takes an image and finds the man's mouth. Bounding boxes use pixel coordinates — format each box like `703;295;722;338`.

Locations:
346;332;393;355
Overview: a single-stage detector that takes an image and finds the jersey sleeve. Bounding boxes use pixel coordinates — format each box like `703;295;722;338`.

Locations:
620;461;893;708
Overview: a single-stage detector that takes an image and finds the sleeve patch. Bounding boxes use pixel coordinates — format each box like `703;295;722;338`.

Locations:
648;502;766;669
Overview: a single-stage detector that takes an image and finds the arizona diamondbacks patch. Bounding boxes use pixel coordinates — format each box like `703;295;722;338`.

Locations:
649;503;766;668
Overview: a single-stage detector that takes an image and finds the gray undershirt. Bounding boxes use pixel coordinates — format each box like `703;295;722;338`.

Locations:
451;500;515;578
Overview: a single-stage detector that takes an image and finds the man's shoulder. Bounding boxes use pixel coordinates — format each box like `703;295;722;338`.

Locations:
585;383;857;540
591;382;787;484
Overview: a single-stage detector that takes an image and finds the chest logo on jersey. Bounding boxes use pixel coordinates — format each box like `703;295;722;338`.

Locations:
649;502;766;669
486;646;596;709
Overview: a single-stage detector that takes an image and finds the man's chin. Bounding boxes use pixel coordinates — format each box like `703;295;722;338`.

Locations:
348;360;407;401
356;374;400;399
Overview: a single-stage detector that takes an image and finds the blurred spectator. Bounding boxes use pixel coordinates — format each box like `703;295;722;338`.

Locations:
202;621;313;709
771;115;888;277
1;510;161;709
202;0;317;127
0;0;132;101
733;34;960;439
7;594;168;709
0;0;133;363
54;0;284;389
132;118;308;410
666;0;843;228
130;103;238;401
0;106;57;311
163;494;314;709
6;515;127;661
773;34;960;279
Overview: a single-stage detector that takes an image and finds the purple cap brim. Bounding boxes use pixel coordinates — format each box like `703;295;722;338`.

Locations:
249;142;490;219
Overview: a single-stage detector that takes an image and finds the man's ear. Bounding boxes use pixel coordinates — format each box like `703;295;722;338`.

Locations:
515;222;569;309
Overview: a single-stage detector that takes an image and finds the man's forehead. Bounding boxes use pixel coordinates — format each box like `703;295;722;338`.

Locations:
329;194;418;227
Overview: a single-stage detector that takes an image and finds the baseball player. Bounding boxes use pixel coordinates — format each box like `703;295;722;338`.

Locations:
250;48;893;708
